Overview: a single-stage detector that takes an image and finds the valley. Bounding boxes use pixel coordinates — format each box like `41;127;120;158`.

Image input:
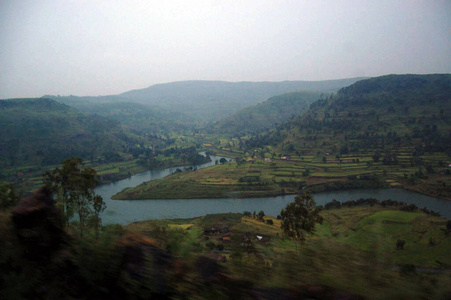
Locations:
1;74;450;300
112;75;451;202
2;2;450;298
2;75;450;202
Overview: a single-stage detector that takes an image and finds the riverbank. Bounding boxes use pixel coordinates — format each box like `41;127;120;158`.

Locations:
3;154;212;195
97;155;211;185
112;156;450;201
111;160;286;200
401;176;451;202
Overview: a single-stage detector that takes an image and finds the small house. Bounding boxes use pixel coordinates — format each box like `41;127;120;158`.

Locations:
222;232;232;241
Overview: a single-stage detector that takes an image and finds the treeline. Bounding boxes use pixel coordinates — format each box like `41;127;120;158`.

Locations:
136;146;210;169
320;198;441;217
307;179;385;193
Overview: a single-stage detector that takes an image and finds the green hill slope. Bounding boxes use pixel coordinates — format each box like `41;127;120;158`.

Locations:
0;98;140;168
263;74;451;154
45;95;192;134
211;91;323;135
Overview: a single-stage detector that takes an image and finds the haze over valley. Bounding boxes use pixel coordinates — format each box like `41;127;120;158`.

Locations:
1;1;450;299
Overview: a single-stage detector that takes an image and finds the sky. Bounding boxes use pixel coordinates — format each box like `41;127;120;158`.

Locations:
1;0;450;98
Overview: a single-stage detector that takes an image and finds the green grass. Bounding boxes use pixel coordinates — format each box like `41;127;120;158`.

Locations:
120;206;451;299
318;209;450;267
113;154;388;199
125;207;450;269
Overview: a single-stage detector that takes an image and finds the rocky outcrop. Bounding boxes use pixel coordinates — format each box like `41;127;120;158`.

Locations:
11;187;67;261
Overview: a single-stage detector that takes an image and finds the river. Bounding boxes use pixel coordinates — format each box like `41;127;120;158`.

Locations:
97;155;450;225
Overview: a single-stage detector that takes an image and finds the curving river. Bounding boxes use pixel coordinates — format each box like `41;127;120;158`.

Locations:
97;155;450;225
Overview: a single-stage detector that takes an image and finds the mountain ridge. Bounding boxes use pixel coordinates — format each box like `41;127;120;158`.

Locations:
118;77;367;122
40;77;367;125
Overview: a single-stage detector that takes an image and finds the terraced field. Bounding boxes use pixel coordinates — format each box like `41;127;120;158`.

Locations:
113;150;451;200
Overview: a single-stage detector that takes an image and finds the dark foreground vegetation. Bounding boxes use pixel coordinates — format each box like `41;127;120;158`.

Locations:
1;187;450;299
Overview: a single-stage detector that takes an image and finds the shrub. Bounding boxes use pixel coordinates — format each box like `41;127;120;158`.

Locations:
243;211;252;218
396;239;406;250
399;264;416;276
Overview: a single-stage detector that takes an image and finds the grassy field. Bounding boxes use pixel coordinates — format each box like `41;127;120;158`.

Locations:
122;206;451;299
124;207;451;268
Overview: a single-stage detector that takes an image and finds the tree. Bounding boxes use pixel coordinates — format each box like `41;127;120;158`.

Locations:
206;241;216;251
43;157;106;238
0;182;18;210
258;210;265;221
235;157;246;166
372;151;381;162
90;195;106;239
396;239;406;250
280;193;323;241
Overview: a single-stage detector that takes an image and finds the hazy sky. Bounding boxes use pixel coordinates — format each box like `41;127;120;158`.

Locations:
1;0;450;98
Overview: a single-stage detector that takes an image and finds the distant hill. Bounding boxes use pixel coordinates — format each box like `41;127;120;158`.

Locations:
119;78;366;122
45;95;191;134
211;91;323;135
246;74;451;155
42;78;366;130
0;98;140;167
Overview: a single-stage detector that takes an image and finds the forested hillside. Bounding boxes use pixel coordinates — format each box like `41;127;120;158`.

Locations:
246;74;451;154
211;91;323;135
0;98;142;167
45;95;192;134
